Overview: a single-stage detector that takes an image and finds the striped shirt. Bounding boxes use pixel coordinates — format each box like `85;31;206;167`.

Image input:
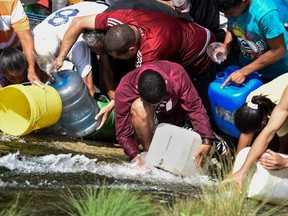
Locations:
0;0;30;49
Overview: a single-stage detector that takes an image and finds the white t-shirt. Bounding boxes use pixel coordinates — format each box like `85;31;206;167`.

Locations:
33;1;109;77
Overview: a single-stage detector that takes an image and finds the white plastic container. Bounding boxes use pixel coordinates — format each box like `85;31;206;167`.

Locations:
233;147;288;205
145;123;208;176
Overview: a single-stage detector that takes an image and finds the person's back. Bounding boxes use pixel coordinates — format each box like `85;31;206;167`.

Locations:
33;1;109;95
33;1;109;55
96;9;214;77
105;0;180;18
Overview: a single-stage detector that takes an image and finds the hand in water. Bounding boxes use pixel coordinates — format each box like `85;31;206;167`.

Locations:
131;154;152;171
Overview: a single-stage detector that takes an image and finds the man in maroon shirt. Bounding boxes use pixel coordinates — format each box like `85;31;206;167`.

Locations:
115;60;214;167
54;8;217;131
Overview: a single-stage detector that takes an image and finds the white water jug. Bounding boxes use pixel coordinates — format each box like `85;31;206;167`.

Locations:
145;123;208;176
233;147;288;205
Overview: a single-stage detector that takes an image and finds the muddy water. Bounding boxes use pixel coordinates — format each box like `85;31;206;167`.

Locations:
0;132;210;215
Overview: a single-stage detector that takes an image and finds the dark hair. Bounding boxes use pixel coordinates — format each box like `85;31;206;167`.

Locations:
138;70;166;104
104;24;136;55
213;0;242;12
0;48;28;73
82;30;105;47
234;95;276;134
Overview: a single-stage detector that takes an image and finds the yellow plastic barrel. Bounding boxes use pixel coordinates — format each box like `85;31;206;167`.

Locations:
0;84;62;136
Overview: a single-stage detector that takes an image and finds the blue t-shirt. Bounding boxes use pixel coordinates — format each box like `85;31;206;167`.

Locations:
273;0;288;25
228;0;288;81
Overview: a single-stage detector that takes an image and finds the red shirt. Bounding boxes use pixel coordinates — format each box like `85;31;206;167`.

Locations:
95;10;215;77
115;60;214;161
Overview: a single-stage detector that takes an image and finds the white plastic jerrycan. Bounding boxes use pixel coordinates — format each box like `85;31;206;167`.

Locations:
233;147;288;206
145;123;208;176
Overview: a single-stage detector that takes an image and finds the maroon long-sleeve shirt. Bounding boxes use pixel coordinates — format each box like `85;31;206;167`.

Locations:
114;60;214;161
95;9;214;77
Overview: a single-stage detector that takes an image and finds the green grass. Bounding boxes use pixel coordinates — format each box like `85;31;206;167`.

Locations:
160;182;287;216
60;186;160;216
0;195;29;216
160;152;287;216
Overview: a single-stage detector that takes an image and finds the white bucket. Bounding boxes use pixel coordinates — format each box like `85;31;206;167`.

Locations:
233;147;288;205
145;123;208;176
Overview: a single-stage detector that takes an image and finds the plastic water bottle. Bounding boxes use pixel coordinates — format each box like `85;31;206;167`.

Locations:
49;70;101;137
206;42;229;64
52;0;67;12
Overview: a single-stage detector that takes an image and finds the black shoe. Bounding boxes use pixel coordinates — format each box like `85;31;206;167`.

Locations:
213;132;229;156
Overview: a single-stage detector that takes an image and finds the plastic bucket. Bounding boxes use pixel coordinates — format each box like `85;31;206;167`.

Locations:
85;95;116;141
233;147;288;205
145;123;209;176
0;84;62;136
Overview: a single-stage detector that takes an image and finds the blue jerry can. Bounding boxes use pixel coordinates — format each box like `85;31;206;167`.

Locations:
208;65;263;138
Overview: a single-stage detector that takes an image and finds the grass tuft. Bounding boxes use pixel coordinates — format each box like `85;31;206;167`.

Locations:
60;186;160;216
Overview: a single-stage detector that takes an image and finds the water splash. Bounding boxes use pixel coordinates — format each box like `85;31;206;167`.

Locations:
0;133;26;143
0;152;214;187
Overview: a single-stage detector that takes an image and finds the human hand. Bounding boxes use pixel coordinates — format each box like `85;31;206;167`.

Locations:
221;170;245;193
130;154;152;171
53;57;64;72
221;69;247;88
259;149;287;170
95;99;114;130
194;144;212;168
207;42;230;64
27;69;44;85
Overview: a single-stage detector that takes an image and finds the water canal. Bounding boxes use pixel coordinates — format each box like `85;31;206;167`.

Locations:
0;131;213;215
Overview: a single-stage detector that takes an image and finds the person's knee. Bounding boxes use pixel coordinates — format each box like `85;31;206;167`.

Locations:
130;98;153;122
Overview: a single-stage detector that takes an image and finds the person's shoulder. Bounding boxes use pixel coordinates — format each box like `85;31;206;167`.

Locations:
74;1;109;12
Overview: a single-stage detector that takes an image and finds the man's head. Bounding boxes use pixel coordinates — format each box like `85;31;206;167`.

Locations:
0;48;27;84
83;30;106;54
138;70;166;105
104;24;139;59
214;0;249;17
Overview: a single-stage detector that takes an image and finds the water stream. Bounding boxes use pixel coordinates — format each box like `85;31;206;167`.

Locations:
0;132;213;215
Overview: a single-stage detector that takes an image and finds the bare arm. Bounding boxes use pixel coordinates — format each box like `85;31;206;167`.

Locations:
95;53;116;130
221;34;286;88
239;34;286;77
236;133;254;155
17;30;42;84
99;53;117;100
56;15;97;69
82;70;95;96
223;30;233;47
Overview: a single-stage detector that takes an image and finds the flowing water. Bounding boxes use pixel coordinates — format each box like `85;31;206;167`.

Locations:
0;131;214;215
